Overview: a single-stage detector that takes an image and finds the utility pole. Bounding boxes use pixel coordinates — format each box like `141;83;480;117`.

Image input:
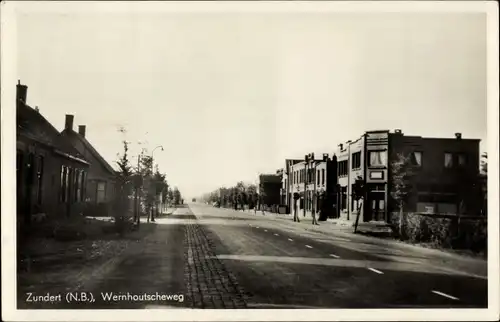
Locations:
303;155;307;218
313;156;318;225
346;140;352;221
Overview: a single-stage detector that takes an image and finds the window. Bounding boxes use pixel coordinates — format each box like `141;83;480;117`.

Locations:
73;170;79;202
444;153;453;168
81;171;86;201
457;153;467;167
322;169;325;185
76;171;82;202
368;150;387;167
352;152;361;169
66;167;72;202
338;160;348;177
317;170;320;184
60;166;67;202
411;151;423;167
341;187;347;210
97;181;106;203
36;156;44;205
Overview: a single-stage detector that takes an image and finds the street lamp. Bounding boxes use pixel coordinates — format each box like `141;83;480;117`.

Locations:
150;145;164;221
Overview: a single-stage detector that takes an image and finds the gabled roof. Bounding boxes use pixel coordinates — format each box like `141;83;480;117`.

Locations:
17;101;89;165
62;129;117;175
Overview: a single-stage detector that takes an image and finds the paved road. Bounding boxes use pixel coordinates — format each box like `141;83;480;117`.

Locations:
29;203;486;309
189;203;487;309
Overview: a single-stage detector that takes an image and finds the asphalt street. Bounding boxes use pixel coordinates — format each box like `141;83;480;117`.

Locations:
189;203;488;309
30;203;487;309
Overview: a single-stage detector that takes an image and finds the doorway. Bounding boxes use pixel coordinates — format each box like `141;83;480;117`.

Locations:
366;184;386;222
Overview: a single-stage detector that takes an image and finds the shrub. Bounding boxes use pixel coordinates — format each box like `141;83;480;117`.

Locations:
390;212;487;253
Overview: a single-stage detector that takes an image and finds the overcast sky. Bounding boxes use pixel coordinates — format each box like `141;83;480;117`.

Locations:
13;4;487;198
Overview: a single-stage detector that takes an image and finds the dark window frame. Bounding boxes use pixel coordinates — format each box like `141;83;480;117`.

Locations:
411;151;423;168
352;151;362;170
444;152;454;169
457;153;467;167
60;166;67;203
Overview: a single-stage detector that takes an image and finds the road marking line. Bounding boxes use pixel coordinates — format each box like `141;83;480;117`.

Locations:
274;233;279;236
305;245;313;249
288;238;293;242
264;229;268;232
256;227;259;228
431;290;459;301
329;254;340;258
368;267;384;274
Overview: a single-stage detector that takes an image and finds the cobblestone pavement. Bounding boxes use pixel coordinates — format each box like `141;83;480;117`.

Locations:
184;213;248;308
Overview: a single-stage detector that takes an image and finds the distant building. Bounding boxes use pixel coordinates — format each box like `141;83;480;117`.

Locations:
258;174;281;208
285;154;338;218
61;116;118;214
281;159;302;212
16;81;90;227
336;129;482;223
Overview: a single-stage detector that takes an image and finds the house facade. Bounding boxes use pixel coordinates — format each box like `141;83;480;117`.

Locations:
337;135;365;221
284;154;338;219
61;116;118;216
388;130;481;218
16;81;90;228
281;159;302;213
336;129;482;224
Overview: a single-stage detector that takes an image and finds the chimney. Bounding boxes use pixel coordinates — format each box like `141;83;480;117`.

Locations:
65;114;74;131
35;106;39;113
16;80;28;103
339;143;343;151
78;125;86;137
455;132;462;139
323;153;329;161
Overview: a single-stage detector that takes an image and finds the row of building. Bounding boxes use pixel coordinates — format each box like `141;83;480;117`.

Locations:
16;81;118;227
258;129;485;224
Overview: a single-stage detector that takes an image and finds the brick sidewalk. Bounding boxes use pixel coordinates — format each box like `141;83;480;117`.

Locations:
184;218;248;309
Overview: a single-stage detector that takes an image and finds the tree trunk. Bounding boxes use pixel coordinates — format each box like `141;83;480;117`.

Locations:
398;205;404;240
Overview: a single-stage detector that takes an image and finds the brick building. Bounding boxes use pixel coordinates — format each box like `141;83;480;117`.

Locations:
16;81;90;228
61;116;118;215
281;159;302;212
337;135;365;221
336;129;482;224
285;154;338;219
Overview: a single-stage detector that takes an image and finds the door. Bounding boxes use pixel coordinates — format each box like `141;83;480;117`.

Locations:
367;191;385;222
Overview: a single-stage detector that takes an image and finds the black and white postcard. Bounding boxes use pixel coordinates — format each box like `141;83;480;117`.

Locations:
1;1;499;321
